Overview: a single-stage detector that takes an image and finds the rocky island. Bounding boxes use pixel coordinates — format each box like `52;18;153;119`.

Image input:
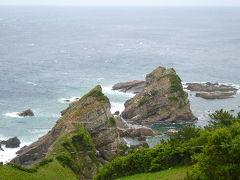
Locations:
114;67;197;125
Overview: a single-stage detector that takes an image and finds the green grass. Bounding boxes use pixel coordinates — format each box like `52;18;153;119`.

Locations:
0;160;77;180
115;166;191;180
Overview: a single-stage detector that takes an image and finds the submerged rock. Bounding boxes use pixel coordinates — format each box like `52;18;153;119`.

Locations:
18;109;34;117
112;80;146;94
196;92;235;99
2;137;21;148
113;111;120;116
121;67;197;125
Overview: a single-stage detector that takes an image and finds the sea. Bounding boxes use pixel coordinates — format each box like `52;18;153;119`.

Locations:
0;6;240;162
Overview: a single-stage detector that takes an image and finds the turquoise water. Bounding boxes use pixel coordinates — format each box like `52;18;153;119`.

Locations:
0;6;240;147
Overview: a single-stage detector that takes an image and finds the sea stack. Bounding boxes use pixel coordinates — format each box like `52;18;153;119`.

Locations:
121;67;197;125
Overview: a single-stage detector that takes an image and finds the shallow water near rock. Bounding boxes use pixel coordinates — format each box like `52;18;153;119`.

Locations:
1;6;240;161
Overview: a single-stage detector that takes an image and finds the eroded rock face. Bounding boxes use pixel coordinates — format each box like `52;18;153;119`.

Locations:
121;67;197;125
1;137;21;148
112;80;146;94
0;143;3;151
12;85;120;179
18;109;34;117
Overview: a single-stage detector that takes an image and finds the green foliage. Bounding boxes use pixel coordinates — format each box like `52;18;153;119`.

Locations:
138;97;150;106
95;110;240;180
55;127;99;176
84;85;109;103
168;96;179;101
209;109;240;126
56;154;80;175
108;117;116;126
7;158;53;173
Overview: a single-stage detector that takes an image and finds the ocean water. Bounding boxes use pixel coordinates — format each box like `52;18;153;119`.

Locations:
1;6;240;161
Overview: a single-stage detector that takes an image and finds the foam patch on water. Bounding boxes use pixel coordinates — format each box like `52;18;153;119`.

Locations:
58;96;81;104
4;112;23;118
0;141;30;164
26;81;37;86
102;86;135;98
110;102;125;114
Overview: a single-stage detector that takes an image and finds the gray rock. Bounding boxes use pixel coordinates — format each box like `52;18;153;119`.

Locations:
196;92;235;99
112;80;146;94
0;143;3;151
2;137;21;148
18;109;34;117
113;111;120;116
121;67;197;125
186;82;238;92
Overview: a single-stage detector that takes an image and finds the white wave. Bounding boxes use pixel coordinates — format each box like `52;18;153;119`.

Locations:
26;81;37;86
3;112;23;118
0;142;30;164
110;102;125;114
28;129;49;134
102;86;135;98
58;96;81;104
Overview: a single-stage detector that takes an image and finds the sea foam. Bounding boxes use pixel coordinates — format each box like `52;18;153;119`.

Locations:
4;112;23;118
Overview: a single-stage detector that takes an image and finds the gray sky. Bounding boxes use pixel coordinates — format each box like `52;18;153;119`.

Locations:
0;0;240;6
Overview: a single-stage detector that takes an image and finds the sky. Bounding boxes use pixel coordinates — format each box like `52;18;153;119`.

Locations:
0;0;240;6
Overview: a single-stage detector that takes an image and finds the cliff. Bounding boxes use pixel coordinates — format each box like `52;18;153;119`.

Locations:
12;85;120;179
121;67;197;125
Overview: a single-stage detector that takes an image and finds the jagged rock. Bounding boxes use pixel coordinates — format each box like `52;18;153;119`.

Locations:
2;137;21;148
113;111;120;116
186;82;238;92
121;67;197;125
112;80;146;94
12;85;120;179
0;143;3;151
18;109;34;117
118;127;155;137
196;92;235;99
16;145;28;154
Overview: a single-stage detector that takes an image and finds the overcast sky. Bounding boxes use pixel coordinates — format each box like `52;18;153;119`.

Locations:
0;0;240;6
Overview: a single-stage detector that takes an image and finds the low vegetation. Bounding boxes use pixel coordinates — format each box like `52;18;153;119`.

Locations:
95;109;240;180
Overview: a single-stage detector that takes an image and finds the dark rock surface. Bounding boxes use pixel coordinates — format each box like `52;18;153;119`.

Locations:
1;137;21;148
112;80;146;94
0;143;3;151
18;109;34;117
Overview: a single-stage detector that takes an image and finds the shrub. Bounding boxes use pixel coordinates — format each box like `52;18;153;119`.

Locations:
108;117;116;126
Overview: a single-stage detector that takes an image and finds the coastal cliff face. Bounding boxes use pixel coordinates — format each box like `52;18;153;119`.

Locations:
12;85;120;179
121;67;197;125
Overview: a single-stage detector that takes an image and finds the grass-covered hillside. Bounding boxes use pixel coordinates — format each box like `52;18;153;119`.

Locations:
116;166;191;180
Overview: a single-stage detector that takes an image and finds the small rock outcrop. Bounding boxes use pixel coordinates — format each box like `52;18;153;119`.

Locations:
121;67;197;125
196;92;235;99
18;109;34;117
0;143;3;151
186;82;237;92
112;80;146;94
186;82;238;99
1;137;21;148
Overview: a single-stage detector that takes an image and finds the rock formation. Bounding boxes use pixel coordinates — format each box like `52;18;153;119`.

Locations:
186;82;238;99
121;67;197;125
12;85;120;179
1;137;21;148
18;109;34;117
112;80;146;94
196;92;235;99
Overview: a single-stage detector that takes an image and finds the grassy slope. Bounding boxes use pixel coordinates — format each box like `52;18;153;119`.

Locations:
0;160;77;180
115;166;191;180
